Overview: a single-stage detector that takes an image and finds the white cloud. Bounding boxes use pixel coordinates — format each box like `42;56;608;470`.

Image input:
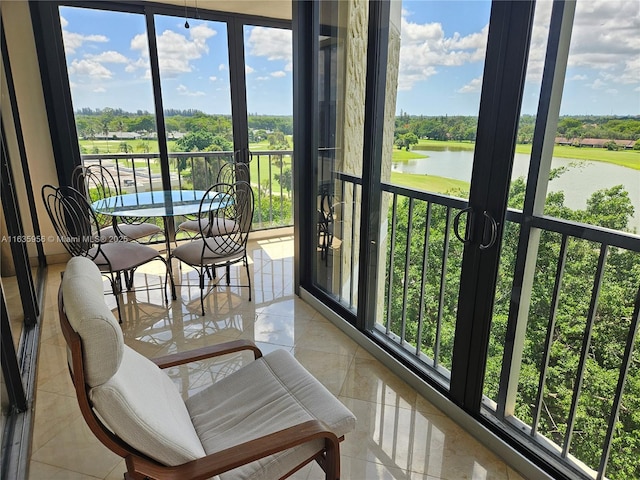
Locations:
270;71;286;78
219;64;226;71
567;0;640;88
68;59;113;79
398;13;488;91
130;33;148;55
130;25;217;78
246;26;293;71
85;51;129;64
62;31;108;55
125;57;149;74
605;88;619;95
245;65;255;74
619;56;640;85
246;27;292;64
256;76;270;81
92;87;106;93
570;74;588;81
60;16;69;28
588;78;607;90
177;84;205;96
458;76;482;93
209;76;217;81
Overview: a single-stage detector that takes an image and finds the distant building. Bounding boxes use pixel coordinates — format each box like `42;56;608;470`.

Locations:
555;137;573;146
91;131;141;140
554;137;636;149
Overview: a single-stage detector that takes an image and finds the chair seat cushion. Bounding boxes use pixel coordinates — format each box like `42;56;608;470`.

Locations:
116;222;162;241
172;237;244;266
98;223;161;242
95;225;124;243
88;242;162;272
185;349;356;480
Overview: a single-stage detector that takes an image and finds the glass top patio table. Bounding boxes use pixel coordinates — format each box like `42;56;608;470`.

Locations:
91;190;216;218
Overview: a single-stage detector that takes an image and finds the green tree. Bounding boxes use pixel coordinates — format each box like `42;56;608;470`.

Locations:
204;135;233;152
395;132;419;151
274;168;293;195
267;131;290;150
603;140;619;151
176;131;216;152
386;170;640;479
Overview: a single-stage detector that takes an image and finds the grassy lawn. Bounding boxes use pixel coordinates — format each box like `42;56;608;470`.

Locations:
121;159;162;173
392;148;428;161
415;139;476;151
389;171;469;195
515;144;640;170
411;139;639;170
78;139;178;154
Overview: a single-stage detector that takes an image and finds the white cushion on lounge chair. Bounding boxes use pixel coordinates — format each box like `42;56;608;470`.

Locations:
187;349;356;480
62;257;205;466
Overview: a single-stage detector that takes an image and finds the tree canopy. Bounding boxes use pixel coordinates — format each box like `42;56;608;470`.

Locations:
384;173;639;479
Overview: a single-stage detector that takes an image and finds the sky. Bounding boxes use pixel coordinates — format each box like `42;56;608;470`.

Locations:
61;0;639;118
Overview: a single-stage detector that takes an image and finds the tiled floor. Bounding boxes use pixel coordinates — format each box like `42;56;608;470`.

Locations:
28;235;526;480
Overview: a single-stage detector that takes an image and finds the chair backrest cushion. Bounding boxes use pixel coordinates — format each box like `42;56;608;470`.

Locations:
62;257;124;387
90;345;207;465
62;257;206;466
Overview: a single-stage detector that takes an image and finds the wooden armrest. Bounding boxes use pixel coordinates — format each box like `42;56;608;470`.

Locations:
152;339;262;368
126;419;339;480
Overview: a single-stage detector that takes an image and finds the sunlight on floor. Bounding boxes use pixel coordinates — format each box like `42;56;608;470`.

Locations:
27;236;526;480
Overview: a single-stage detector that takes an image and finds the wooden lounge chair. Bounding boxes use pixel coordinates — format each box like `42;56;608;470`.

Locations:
58;256;356;479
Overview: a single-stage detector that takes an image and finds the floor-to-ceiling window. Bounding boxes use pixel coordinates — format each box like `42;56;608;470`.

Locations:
33;1;291;236
487;3;640;479
297;1;639;479
244;24;294;229
1;19;47;479
374;0;492;387
311;0;366;312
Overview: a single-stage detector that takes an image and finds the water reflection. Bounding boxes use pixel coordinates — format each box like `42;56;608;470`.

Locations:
393;149;640;230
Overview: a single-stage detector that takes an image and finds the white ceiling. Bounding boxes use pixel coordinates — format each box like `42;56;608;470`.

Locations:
149;0;292;21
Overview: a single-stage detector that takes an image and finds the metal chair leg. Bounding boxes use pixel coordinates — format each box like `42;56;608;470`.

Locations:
199;269;205;316
245;260;252;302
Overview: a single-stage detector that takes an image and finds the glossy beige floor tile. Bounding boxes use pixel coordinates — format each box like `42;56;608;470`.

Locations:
27;236;527;480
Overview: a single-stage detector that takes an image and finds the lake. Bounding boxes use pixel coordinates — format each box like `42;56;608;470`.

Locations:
393;149;640;231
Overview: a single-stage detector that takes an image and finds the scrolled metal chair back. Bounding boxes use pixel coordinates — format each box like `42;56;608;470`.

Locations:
71;164;120;228
217;161;250;185
41;185;100;258
200;181;254;256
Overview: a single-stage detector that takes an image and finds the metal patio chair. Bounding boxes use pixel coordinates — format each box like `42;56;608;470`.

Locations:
72;164;162;242
172;181;254;315
177;162;249;238
42;185;173;321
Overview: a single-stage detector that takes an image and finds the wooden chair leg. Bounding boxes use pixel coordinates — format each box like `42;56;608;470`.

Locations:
325;442;340;480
